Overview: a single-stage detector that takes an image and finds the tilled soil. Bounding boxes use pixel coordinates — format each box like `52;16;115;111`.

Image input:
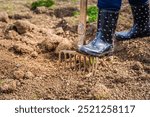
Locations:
0;0;150;100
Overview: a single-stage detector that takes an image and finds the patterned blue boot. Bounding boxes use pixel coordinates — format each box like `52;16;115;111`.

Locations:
115;3;150;41
78;10;119;57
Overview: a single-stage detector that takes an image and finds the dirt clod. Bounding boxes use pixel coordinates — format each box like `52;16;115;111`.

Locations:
12;43;34;55
31;51;38;58
0;12;9;23
24;71;34;79
39;34;66;52
13;70;25;80
33;6;54;16
132;62;143;70
34;7;47;14
14;20;37;34
40;39;56;52
55;27;64;35
9;13;32;20
55;38;73;53
4;30;19;40
91;83;110;99
0;79;17;93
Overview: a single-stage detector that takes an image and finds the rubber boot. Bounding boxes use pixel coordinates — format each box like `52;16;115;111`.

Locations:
78;9;119;57
115;3;150;41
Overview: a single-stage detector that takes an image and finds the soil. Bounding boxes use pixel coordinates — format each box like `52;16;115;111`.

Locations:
0;0;149;100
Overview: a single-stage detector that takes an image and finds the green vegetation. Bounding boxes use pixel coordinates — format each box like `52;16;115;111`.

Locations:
87;6;98;23
73;5;98;23
31;0;54;9
73;10;80;17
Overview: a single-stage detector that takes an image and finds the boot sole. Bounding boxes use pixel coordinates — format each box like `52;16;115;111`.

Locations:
77;49;114;58
116;33;150;41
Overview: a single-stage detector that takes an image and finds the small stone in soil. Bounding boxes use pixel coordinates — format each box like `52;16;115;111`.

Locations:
31;51;38;58
132;62;143;70
91;83;110;99
0;12;9;23
24;71;34;79
0;79;17;93
13;70;25;80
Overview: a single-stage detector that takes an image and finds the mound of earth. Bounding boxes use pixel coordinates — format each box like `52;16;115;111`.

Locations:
1;19;74;56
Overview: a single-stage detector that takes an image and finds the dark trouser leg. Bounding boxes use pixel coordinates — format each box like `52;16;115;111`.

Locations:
97;0;122;11
128;0;148;5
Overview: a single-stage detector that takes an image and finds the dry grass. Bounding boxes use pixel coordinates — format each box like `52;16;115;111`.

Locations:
0;0;36;14
0;79;3;86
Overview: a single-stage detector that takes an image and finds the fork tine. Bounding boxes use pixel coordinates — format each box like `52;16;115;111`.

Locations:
74;54;77;70
83;56;86;72
79;55;81;71
64;53;67;68
69;54;72;68
58;50;98;75
94;57;98;75
92;57;95;74
88;56;91;72
58;52;62;66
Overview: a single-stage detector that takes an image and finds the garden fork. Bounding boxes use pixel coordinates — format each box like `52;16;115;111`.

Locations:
59;0;99;75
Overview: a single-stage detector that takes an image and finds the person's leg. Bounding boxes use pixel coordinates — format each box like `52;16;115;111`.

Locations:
97;0;122;11
128;0;148;5
78;0;121;57
115;0;150;40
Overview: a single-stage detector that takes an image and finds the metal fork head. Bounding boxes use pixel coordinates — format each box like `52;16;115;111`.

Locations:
58;50;98;75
